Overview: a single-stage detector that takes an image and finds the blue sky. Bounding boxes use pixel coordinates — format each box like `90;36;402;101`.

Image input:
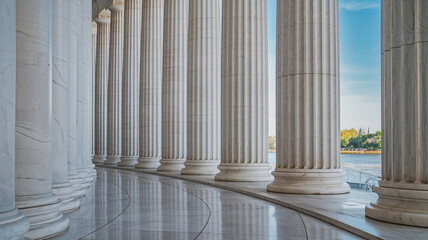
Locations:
267;0;381;136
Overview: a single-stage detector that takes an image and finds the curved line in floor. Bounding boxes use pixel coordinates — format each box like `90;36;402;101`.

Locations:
112;169;212;239
101;166;369;239
79;178;132;240
297;212;309;240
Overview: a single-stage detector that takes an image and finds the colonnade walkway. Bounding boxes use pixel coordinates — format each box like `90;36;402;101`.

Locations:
60;167;428;240
57;168;361;239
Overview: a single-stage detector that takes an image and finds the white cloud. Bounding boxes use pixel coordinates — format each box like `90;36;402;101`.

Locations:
340;1;380;11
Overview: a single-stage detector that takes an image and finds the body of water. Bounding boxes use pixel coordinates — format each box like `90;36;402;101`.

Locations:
268;152;381;178
268;152;381;164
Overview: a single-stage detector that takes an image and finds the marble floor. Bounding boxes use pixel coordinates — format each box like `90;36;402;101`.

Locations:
56;168;361;239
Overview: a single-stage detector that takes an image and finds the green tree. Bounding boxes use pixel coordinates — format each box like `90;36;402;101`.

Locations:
341;138;348;147
349;137;363;148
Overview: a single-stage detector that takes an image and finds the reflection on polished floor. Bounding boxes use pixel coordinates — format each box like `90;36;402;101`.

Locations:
56;168;361;239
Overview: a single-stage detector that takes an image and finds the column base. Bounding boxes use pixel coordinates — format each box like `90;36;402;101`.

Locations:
77;169;94;189
157;158;185;172
181;160;220;175
52;182;80;213
118;156;138;167
365;182;428;227
104;155;121;165
135;157;161;169
93;154;107;165
0;208;29;240
267;169;350;194
68;175;87;198
215;163;273;182
16;193;69;240
84;163;97;178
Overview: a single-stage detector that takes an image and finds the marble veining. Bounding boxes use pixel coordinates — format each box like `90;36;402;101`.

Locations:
0;0;30;238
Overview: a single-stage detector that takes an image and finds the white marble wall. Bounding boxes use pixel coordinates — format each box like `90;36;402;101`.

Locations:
267;0;349;194
52;0;81;213
182;0;221;175
215;0;272;181
119;0;142;167
15;0;69;238
158;0;189;172
94;11;111;164
0;0;29;238
366;0;428;227
136;0;164;169
106;2;124;165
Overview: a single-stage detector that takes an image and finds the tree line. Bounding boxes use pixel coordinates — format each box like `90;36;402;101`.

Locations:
340;129;381;150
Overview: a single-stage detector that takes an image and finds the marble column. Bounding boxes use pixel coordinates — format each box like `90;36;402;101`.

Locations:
93;10;111;165
181;0;221;175
158;0;189;172
267;0;349;194
92;22;97;161
80;0;98;180
136;0;164;169
366;0;428;227
105;1;124;165
74;0;93;189
119;0;142;166
215;0;272;181
51;0;81;213
68;0;87;198
0;0;30;238
15;0;69;238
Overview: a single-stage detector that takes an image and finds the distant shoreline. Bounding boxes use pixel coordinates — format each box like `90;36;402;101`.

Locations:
268;149;381;155
341;150;381;155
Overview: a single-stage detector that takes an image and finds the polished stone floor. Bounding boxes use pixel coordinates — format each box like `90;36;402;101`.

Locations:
56;168;361;239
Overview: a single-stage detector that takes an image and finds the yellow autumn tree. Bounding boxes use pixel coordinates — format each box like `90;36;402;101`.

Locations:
340;129;358;147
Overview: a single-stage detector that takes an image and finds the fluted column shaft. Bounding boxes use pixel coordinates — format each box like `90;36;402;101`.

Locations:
136;0;164;169
51;0;80;213
215;0;272;181
78;0;97;182
92;22;97;160
158;0;189;172
119;0;142;166
75;0;85;175
182;0;221;175
267;0;349;194
15;0;69;238
366;0;428;227
105;2;124;165
0;0;29;238
93;11;111;164
67;0;87;198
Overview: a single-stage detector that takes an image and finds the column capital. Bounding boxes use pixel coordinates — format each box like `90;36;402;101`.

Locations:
92;22;97;34
95;9;110;23
109;0;124;12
